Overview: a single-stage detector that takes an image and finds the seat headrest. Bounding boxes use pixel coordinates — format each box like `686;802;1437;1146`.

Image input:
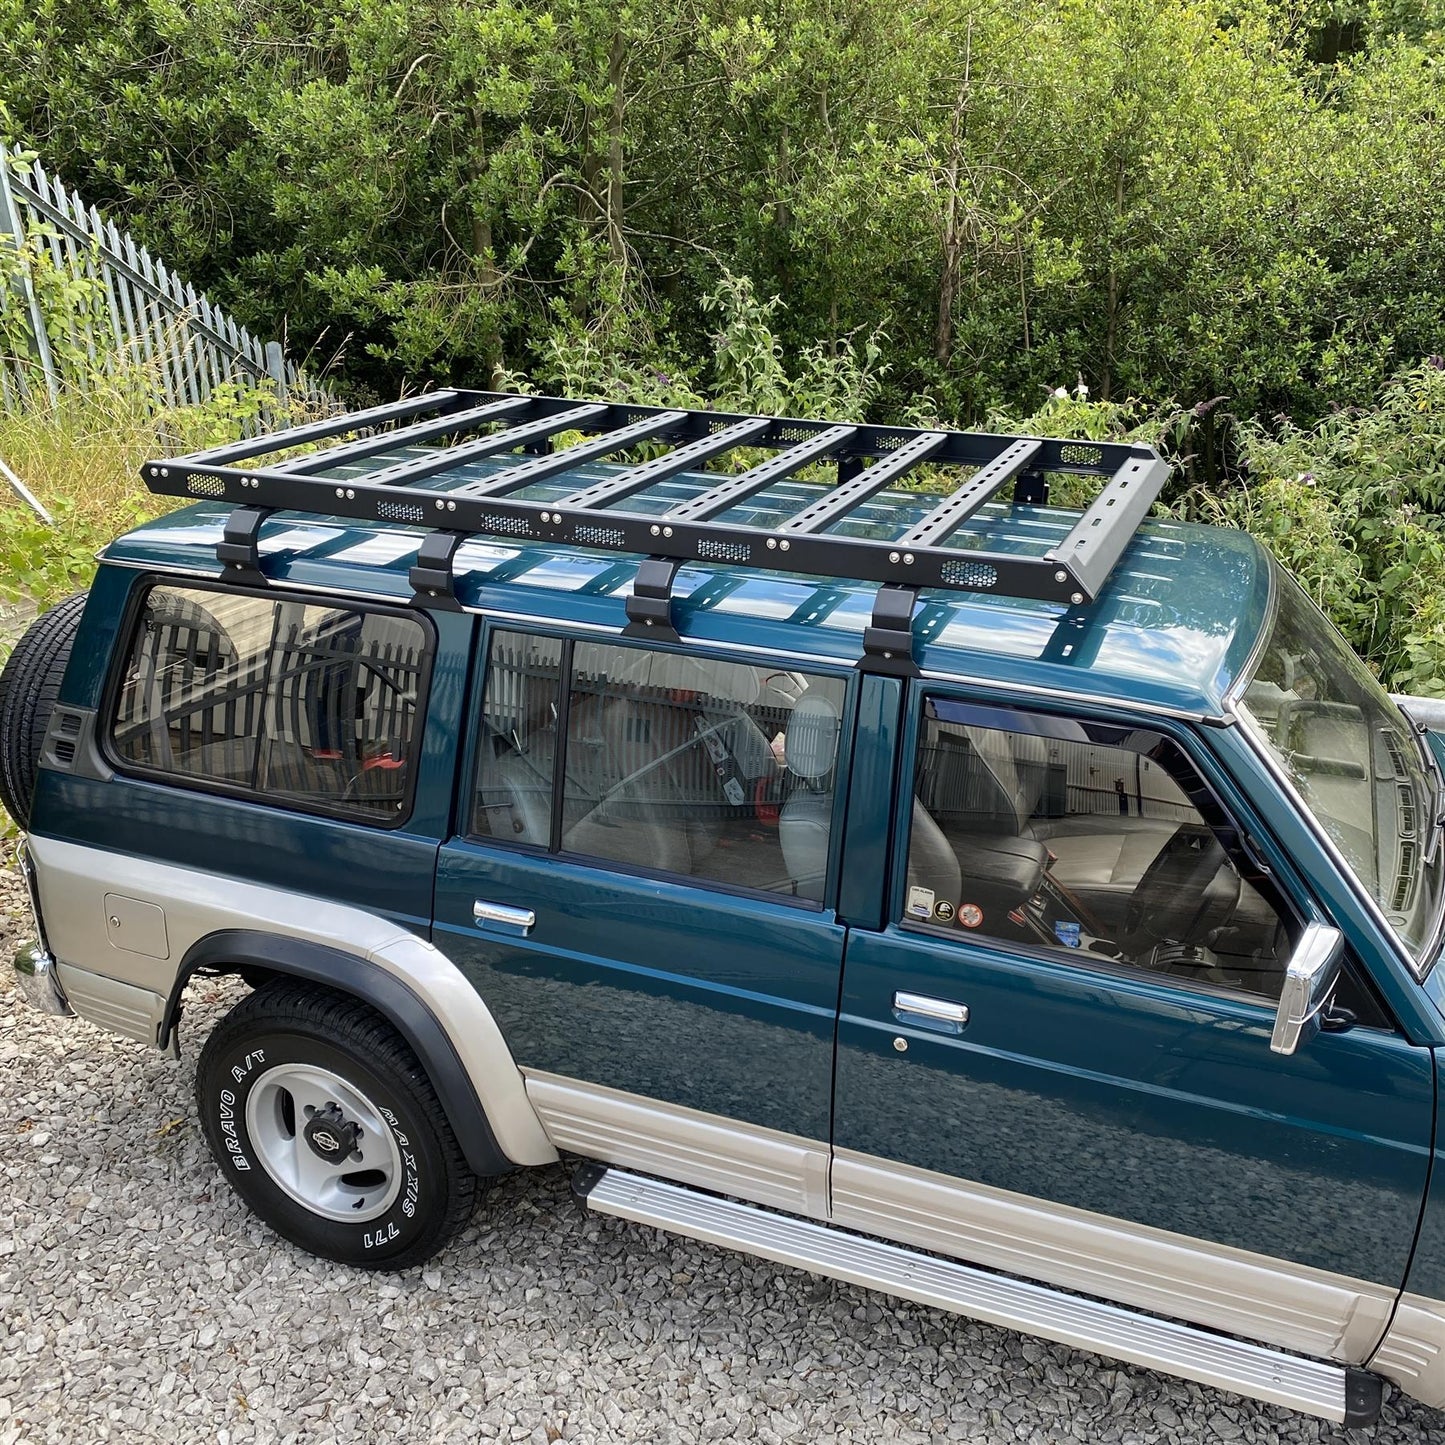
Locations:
786;694;841;781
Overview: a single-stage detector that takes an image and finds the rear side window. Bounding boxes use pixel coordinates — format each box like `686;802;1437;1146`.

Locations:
110;584;429;822
473;630;848;903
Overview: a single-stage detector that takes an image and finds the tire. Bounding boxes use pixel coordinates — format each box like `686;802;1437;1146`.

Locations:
196;979;480;1269
0;592;88;829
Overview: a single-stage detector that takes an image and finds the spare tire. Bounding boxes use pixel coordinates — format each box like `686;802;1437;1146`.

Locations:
0;592;88;828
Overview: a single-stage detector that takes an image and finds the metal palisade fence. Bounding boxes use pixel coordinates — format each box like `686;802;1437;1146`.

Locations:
0;139;331;414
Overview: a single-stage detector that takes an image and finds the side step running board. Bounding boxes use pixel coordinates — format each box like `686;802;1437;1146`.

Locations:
573;1166;1381;1426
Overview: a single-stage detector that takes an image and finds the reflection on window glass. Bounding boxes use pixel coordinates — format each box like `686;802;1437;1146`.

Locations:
473;632;563;844
907;701;1290;1001
112;585;425;820
472;633;848;901
1239;569;1444;961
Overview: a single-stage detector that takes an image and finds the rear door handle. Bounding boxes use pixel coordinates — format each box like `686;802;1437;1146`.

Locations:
892;991;970;1029
473;899;536;934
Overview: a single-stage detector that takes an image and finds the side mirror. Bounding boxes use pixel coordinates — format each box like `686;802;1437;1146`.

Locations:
1270;922;1345;1056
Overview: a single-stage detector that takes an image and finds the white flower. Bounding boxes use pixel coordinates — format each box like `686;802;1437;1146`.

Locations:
1053;386;1069;399
1075;383;1090;398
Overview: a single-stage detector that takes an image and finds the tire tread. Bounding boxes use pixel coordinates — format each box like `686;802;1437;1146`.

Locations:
0;592;88;827
197;978;479;1269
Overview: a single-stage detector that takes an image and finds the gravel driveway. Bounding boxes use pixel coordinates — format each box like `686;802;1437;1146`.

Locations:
2;858;1441;1445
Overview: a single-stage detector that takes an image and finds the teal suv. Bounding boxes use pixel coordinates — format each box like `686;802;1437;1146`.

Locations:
5;391;1445;1426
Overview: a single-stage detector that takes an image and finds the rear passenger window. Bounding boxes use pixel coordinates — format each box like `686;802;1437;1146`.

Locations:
907;699;1293;1001
111;584;428;822
473;630;848;902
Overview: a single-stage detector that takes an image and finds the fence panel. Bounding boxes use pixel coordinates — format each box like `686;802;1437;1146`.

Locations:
0;139;331;416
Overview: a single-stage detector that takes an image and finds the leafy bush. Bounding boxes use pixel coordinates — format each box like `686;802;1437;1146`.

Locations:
1210;360;1445;692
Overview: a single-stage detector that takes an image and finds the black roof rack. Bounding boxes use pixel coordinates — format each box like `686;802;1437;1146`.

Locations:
142;389;1170;674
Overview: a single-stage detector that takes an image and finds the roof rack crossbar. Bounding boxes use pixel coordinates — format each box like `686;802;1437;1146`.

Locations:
360;404;610;488
780;431;949;534
665;424;857;523
899;438;1043;549
274;396;533;476
181;391;462;466
453;410;692;498
561;416;772;509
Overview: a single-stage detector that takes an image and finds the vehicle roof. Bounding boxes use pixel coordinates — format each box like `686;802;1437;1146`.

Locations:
104;463;1274;719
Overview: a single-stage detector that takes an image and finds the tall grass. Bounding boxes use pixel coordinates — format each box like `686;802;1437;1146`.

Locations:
0;370;309;615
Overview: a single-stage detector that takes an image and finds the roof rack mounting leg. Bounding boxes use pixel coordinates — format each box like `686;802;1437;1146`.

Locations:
1014;470;1047;506
216;505;274;578
408;530;467;611
861;584;920;677
623;556;683;643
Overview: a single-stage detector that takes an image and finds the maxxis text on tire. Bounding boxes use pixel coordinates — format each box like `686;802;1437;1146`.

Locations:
0;591;88;829
196;978;480;1270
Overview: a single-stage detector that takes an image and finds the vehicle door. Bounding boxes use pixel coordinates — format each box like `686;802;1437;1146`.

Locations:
831;684;1435;1364
434;625;852;1214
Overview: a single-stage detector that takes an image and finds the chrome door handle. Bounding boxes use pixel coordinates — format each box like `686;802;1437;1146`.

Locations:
892;991;969;1028
473;899;536;934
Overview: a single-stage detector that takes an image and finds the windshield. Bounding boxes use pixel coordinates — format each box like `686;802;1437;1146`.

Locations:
1237;567;1445;967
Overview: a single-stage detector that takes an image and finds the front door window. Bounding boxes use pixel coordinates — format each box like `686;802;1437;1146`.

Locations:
907;698;1292;1000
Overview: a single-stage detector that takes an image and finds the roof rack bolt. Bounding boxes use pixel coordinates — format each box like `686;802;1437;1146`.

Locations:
160;467;169;478
1055;569;1068;582
889;551;900;563
779;541;790;552
663;527;673;538
1071;592;1084;605
904;554;914;565
435;500;446;510
651;525;661;536
446;500;456;512
345;489;355;500
766;539;777;550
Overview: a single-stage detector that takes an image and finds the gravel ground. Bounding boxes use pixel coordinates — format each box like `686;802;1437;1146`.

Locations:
2;860;1443;1445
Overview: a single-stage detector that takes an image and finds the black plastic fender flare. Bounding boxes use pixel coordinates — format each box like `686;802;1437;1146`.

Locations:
163;929;512;1179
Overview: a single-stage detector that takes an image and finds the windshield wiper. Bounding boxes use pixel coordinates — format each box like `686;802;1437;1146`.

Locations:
1408;721;1445;867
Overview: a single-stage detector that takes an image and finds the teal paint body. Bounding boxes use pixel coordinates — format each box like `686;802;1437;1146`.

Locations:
26;498;1445;1320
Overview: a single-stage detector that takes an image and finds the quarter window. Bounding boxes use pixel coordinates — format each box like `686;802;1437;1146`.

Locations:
907;699;1291;1002
474;631;847;902
111;584;427;821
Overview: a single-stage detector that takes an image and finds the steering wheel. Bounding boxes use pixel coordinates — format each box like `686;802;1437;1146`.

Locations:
1123;823;1241;944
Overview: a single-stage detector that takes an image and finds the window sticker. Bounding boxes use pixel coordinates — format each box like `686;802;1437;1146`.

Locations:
934;899;956;923
958;903;984;929
1054;920;1082;948
907;885;935;918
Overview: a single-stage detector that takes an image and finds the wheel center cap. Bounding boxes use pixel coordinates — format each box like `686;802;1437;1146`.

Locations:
304;1102;361;1162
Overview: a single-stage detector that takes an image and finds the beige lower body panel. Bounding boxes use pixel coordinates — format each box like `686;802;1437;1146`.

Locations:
831;1150;1394;1365
27;835;557;1167
522;1072;1395;1368
1368;1294;1445;1408
524;1071;830;1218
55;964;166;1045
